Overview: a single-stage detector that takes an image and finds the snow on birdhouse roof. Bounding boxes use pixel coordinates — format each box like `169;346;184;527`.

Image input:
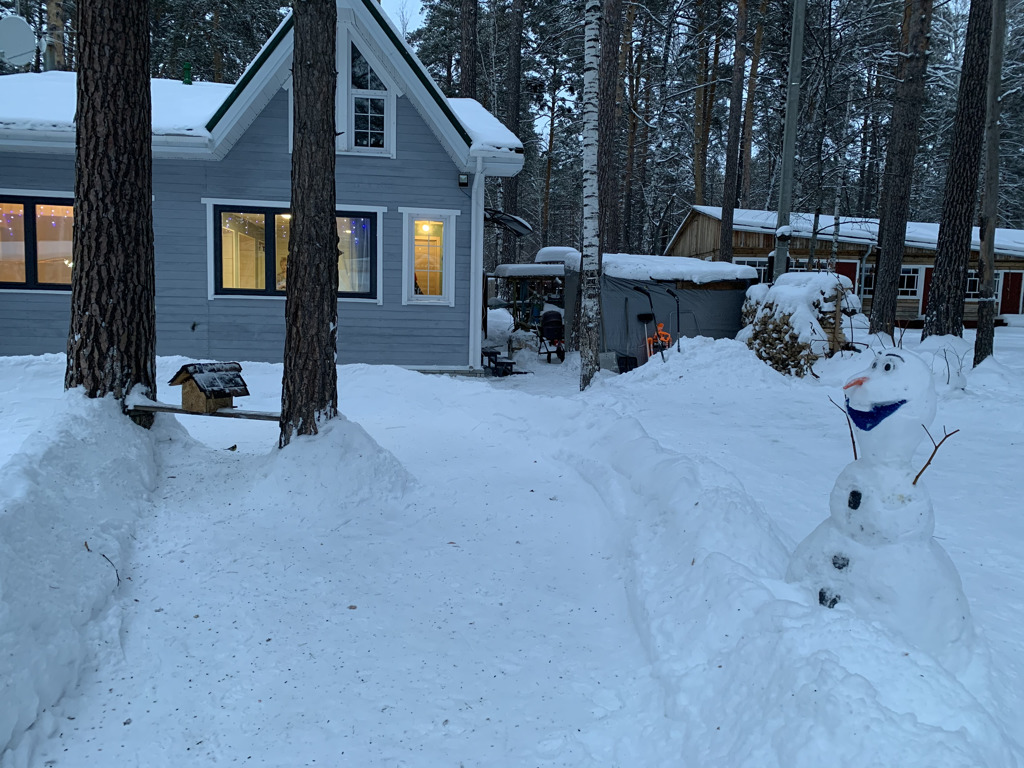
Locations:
0;71;231;136
687;205;1024;259
602;253;758;283
169;362;250;399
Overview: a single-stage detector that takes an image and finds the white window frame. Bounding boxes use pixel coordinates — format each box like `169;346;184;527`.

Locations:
400;207;459;307
336;28;398;158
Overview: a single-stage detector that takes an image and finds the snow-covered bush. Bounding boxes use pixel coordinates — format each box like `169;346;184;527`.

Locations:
738;272;860;377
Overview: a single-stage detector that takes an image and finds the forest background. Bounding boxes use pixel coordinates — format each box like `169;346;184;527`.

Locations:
2;0;1021;270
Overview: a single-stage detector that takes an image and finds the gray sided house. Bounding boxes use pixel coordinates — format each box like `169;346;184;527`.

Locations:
0;0;523;371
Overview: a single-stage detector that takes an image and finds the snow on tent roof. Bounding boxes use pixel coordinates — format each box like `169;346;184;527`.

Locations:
602;253;757;283
535;246;582;270
448;98;523;152
0;71;232;136
691;205;1024;259
492;263;565;278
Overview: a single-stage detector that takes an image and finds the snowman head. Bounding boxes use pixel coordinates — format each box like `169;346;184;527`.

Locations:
843;350;937;464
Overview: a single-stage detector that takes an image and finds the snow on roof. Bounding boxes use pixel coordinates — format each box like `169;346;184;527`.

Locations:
691;205;1024;259
535;246;582;270
448;98;523;152
0;71;232;136
602;253;757;283
492;263;565;278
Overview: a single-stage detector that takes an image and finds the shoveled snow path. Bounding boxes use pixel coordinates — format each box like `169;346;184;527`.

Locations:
35;367;674;766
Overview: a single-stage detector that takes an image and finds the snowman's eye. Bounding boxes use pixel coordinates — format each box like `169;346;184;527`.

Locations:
871;361;878;369
884;362;892;371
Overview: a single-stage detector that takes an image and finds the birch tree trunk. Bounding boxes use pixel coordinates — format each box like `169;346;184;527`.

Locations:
869;0;933;338
974;0;1005;366
580;0;602;391
922;0;991;340
66;0;157;425
280;0;339;448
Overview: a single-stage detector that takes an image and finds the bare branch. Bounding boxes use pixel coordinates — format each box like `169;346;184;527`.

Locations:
828;395;858;460
913;425;961;485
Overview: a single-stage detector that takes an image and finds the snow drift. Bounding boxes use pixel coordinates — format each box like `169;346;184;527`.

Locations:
0;394;158;756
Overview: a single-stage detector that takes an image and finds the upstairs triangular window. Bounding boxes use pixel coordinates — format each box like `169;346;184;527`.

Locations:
351;45;385;91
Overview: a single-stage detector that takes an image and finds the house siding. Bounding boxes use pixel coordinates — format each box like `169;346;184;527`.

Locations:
0;89;474;367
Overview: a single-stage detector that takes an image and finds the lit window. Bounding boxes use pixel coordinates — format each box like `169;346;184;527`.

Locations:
215;205;376;298
402;209;458;305
35;204;73;284
221;212;266;290
0;202;26;283
0;197;74;289
414;220;444;296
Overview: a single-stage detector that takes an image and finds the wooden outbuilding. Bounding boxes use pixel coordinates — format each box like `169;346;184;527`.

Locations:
666;206;1024;325
168;362;250;414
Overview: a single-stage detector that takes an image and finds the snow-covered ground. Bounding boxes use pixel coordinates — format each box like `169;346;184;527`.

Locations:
1;320;1022;767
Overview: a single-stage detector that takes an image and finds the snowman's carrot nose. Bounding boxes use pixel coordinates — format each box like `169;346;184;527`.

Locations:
844;376;868;390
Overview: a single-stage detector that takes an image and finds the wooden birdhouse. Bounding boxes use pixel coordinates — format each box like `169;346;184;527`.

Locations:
168;362;250;414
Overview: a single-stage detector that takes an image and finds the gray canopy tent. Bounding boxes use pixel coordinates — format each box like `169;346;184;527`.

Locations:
557;252;757;366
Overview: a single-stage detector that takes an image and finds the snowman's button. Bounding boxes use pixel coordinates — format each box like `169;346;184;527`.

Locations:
832;554;850;570
818;588;840;609
848;490;862;510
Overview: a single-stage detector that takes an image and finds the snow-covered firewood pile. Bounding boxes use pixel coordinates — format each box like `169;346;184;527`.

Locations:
738;271;861;377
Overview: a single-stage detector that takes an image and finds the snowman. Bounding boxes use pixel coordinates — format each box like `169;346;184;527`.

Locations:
787;350;973;668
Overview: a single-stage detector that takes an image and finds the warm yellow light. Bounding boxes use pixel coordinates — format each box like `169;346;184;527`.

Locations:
420;223;430;233
282;214;292;220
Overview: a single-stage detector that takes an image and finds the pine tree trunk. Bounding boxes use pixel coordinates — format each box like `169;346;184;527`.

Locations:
974;0;1004;366
922;0;991;339
279;0;338;448
459;0;478;98
66;0;157;423
718;0;747;262
869;0;933;338
739;0;766;208
500;0;525;265
580;0;602;391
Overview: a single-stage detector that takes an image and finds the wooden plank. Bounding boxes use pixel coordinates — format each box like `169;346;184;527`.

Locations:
129;403;280;421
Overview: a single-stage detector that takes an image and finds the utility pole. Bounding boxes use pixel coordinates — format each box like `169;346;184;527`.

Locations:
772;0;807;282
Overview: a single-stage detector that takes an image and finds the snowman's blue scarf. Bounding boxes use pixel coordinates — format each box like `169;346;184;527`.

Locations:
846;398;907;431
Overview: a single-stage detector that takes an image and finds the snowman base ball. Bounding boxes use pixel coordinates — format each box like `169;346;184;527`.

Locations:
787;477;973;666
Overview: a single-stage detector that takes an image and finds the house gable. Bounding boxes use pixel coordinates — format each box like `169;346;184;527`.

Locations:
205;0;520;175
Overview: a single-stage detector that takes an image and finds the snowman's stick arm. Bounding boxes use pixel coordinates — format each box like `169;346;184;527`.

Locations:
827;396;858;461
913;426;961;485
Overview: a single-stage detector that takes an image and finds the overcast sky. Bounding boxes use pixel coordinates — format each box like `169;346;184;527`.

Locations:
378;0;425;37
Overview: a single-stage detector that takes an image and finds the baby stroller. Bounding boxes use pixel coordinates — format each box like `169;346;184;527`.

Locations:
538;310;566;363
